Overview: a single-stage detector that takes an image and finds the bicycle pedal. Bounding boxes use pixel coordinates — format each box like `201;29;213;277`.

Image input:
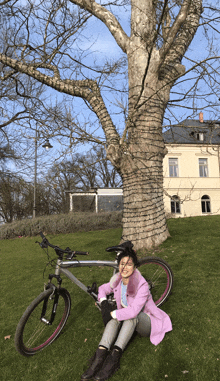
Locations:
91;282;98;293
87;282;97;294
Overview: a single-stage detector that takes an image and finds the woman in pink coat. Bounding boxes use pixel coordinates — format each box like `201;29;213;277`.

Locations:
81;245;172;381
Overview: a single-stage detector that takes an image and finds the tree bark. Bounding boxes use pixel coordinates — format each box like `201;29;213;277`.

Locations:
118;44;170;250
106;0;202;250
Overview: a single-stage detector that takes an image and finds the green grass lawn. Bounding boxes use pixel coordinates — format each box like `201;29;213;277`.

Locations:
0;216;219;381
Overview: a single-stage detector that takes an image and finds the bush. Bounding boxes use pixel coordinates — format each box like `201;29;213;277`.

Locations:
0;211;123;240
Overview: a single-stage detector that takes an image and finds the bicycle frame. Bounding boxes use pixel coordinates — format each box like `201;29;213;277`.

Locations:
50;258;119;305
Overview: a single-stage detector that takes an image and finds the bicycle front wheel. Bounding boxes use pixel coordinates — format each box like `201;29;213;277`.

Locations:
137;257;173;307
15;287;71;356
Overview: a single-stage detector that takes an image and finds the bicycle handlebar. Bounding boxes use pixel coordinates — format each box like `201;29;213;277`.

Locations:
38;232;89;258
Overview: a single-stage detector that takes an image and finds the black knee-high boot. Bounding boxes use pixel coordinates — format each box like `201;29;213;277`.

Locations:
81;347;108;381
94;346;122;381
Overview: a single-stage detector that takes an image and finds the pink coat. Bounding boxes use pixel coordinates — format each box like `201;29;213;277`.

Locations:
98;268;172;345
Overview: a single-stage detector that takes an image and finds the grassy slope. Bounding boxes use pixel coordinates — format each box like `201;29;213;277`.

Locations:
0;216;220;381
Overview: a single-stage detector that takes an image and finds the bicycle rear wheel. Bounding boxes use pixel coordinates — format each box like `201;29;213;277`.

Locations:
137;257;173;307
15;287;71;356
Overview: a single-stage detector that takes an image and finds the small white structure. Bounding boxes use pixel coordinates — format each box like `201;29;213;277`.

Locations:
68;188;123;213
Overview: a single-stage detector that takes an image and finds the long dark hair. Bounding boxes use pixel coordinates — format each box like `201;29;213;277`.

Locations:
117;243;139;267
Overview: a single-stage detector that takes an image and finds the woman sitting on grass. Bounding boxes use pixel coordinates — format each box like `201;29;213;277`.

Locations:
81;244;172;381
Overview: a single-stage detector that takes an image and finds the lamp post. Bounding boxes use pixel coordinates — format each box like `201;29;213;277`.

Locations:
33;129;53;218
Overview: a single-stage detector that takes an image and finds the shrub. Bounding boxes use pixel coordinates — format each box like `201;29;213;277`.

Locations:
0;211;123;240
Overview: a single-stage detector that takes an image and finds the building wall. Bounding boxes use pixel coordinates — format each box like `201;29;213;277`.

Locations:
163;144;220;217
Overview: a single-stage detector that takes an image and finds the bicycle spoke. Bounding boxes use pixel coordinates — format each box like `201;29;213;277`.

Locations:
15;288;71;356
138;257;173;307
26;322;47;347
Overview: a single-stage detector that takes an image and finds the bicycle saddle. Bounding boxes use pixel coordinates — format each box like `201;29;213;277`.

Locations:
106;241;134;253
106;245;126;253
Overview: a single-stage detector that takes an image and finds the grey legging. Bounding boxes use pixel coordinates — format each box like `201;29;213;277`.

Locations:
99;312;151;351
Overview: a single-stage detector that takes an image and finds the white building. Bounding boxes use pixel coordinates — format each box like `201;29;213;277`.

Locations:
163;112;220;217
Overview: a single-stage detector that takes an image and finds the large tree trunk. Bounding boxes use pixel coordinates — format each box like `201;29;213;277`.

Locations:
109;2;169;250
121;148;169;250
120;45;170;250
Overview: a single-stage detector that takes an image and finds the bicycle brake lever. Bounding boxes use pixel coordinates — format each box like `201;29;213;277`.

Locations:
35;240;48;249
66;252;76;260
37;237;49;249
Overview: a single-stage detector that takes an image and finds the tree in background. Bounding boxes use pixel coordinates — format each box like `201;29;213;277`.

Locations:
0;174;31;222
45;146;122;213
52;146;122;191
0;173;62;222
1;1;219;248
0;147;121;220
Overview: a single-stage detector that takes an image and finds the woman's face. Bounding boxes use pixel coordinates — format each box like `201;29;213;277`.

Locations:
119;256;135;280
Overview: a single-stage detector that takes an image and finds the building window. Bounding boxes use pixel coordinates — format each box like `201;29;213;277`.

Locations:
171;195;181;214
201;195;211;213
189;131;205;142
198;132;204;141
189;131;204;141
199;158;208;177
169;158;179;177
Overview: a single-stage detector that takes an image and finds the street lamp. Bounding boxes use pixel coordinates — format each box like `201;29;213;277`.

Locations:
42;139;53;150
33;131;53;218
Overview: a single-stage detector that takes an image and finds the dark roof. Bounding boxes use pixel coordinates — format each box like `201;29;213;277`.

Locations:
163;119;220;144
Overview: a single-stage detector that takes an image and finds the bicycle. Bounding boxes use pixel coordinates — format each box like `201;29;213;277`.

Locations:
15;232;173;357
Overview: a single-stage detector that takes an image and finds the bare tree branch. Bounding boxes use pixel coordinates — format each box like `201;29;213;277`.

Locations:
69;0;130;52
0;53;120;146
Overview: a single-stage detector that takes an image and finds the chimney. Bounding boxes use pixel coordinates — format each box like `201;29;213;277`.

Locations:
199;112;203;123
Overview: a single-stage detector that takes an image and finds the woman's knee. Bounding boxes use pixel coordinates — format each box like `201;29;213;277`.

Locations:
136;312;151;337
123;317;138;328
105;318;121;330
